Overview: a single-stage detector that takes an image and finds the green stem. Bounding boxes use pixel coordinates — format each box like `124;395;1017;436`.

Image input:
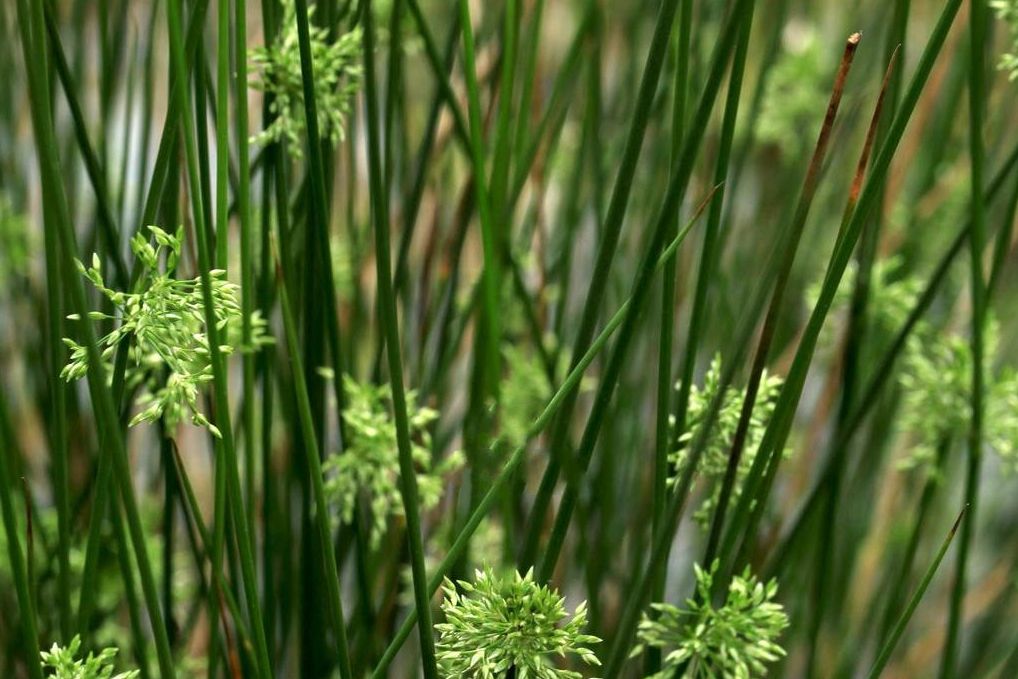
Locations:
165;0;272;675
363;1;439;675
16;0;177;674
942;3;987;675
275;265;353;678
0;387;43;679
869;509;966;679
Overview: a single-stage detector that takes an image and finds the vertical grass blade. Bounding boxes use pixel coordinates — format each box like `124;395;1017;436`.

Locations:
869;509;966;679
941;3;988;675
363;0;439;675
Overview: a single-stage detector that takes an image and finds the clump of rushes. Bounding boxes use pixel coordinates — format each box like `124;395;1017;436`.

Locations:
633;562;789;679
991;1;1018;79
899;317;1018;475
249;0;362;154
669;356;785;528
323;374;463;547
435;568;600;678
61;225;271;436
40;635;138;679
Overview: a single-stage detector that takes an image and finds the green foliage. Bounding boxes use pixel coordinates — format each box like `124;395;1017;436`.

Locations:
988;368;1018;474
633;562;789;679
898;327;973;474
61;226;271;436
669;356;785;528
323;374;463;547
0;196;30;287
992;0;1018;79
756;23;828;159
40;636;138;679
499;345;552;449
249;0;362;155
435;568;600;678
899;317;1018;476
809;256;922;341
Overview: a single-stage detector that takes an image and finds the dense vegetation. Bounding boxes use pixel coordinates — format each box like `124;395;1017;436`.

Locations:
2;0;1018;676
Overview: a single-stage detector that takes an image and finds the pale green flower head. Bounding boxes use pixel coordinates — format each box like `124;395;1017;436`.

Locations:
500;344;552;449
669;355;785;528
988;367;1018;475
633;561;789;679
435;567;601;679
899;316;1018;476
323;374;463;547
898;326;973;475
249;0;362;155
807;256;921;344
40;635;139;679
62;225;271;436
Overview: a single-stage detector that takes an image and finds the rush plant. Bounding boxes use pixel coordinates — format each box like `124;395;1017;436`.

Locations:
3;0;1017;678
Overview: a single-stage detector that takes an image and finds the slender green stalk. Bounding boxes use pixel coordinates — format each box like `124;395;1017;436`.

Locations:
942;3;988;675
363;0;439;675
38;53;74;647
208;2;234;675
288;3;355;672
169;444;255;661
457;0;501;404
164;0;272;676
109;492;153;679
511;0;545;164
235;0;257;535
43;2;128;288
869;509;966;679
391;12;462;298
0;390;43;679
875;437;951;644
653;0;693;558
404;0;470;149
275;262;353;679
489;0;519;231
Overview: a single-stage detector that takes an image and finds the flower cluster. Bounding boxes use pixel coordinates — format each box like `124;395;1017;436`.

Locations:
249;0;362;155
40;635;138;679
323;374;462;547
757;22;828;159
435;568;600;678
992;1;1018;80
669;356;785;528
499;345;552;449
633;561;789;679
808;256;921;346
62;226;271;436
899;317;1018;476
